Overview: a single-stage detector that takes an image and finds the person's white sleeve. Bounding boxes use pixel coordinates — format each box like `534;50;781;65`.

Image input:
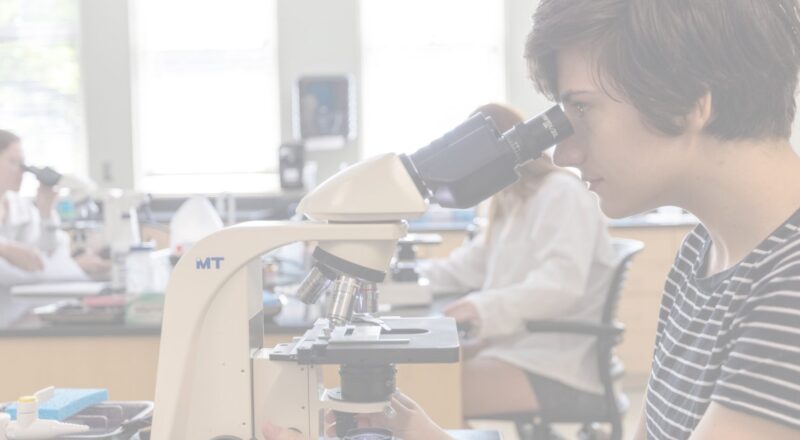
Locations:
37;208;63;254
0;257;37;286
11;196;59;252
422;232;489;294
466;181;604;339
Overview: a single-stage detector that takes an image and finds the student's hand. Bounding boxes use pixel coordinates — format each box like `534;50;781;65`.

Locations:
443;298;480;326
261;422;307;440
74;250;111;278
0;241;44;272
35;184;58;219
356;392;452;440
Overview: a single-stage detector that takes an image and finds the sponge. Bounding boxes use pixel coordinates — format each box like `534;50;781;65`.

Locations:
4;388;108;421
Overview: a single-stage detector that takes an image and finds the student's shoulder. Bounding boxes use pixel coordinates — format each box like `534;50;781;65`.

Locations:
749;226;800;293
677;223;709;256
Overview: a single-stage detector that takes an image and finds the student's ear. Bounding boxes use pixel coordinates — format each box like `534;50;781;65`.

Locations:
685;91;713;133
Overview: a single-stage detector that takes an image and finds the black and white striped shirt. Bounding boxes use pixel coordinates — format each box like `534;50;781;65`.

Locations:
645;210;800;439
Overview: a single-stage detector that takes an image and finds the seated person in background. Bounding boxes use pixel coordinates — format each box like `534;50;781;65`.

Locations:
423;103;618;419
0;129;109;284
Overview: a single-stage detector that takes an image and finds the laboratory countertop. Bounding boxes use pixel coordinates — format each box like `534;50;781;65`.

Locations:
409;213;697;233
0;289;455;339
608;212;698;229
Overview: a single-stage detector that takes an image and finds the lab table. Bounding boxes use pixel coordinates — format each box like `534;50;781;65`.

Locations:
0;290;464;429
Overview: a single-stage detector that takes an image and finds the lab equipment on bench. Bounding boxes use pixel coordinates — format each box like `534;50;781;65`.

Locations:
378;234;442;307
0;387;93;440
24;166;147;256
151;105;572;439
0;387;152;440
24;166;149;291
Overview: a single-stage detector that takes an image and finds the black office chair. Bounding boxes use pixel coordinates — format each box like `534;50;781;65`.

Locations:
473;238;645;440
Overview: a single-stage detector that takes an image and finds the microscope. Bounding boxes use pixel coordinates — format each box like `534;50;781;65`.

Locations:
151;105;573;439
23;166;147;255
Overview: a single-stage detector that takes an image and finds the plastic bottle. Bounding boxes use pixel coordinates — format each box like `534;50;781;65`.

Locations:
125;243;156;294
109;251;127;292
2;388;89;440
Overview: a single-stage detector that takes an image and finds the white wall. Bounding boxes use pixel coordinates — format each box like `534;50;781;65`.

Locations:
80;0;136;189
276;0;361;182
504;0;552;117
85;1;800;190
77;0;556;190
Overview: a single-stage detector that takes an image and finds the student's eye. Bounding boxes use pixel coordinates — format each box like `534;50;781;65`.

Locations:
572;102;588;117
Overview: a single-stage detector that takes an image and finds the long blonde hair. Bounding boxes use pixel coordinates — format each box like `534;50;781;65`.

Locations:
472;103;563;244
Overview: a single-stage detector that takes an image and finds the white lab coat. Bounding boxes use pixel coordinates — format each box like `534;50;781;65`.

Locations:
423;172;617;394
0;192;86;285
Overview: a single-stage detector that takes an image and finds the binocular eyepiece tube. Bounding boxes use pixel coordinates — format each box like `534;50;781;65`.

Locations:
402;104;573;209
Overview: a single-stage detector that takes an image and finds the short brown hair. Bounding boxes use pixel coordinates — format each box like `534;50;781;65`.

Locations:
525;0;800;140
0;129;20;153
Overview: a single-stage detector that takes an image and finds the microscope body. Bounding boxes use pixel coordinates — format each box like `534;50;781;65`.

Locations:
151;106;573;439
153;221;408;439
152;154;428;439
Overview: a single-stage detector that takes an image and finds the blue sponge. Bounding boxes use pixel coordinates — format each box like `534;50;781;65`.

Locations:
4;388;108;421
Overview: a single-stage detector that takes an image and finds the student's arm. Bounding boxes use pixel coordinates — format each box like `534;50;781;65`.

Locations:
10;192;62;254
689;403;799;440
0;238;44;272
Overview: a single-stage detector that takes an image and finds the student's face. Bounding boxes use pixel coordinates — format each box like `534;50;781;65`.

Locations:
552;46;690;218
0;142;25;193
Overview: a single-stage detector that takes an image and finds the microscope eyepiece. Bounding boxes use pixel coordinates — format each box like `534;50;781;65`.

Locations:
23;165;63;187
401;104;573;209
502;104;572;163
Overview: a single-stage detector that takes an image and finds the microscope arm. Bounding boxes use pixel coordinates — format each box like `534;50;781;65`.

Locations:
152;221;406;440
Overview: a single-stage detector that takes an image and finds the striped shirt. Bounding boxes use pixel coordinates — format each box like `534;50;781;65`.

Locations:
645;209;800;439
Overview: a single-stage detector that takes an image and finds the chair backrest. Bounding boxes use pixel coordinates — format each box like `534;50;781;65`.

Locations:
597;237;644;427
601;238;645;325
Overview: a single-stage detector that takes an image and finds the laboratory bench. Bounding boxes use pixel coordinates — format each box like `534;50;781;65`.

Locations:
0;291;464;429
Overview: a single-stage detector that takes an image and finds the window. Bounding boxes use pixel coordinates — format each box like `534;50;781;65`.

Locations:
0;0;84;183
132;0;280;194
360;0;505;158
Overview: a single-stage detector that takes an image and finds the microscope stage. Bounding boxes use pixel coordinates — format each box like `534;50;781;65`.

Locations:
269;317;460;365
